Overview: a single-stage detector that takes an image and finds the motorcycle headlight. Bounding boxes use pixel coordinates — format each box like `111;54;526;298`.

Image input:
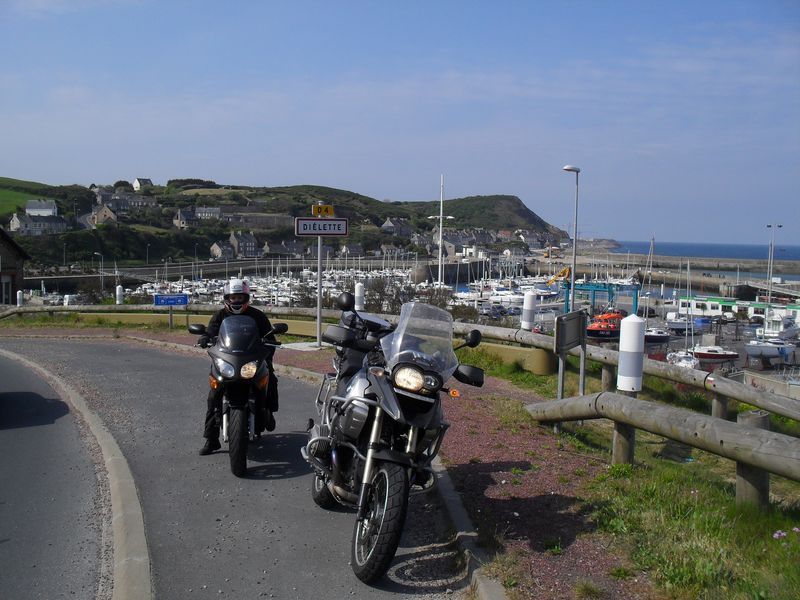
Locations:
240;361;258;379
393;366;424;392
214;357;236;378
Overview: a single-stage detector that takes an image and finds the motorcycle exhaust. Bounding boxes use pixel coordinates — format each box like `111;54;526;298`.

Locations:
329;481;358;505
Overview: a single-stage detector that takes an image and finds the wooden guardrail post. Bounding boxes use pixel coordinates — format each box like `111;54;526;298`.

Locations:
601;364;615;392
611;422;635;465
711;393;729;420
736;410;770;508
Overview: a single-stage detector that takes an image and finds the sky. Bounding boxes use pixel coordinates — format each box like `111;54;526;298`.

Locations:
1;0;798;245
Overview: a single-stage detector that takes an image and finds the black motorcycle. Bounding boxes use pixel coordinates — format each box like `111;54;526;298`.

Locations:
302;293;484;583
189;317;287;477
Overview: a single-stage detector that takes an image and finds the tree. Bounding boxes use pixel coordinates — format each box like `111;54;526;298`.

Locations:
114;180;133;191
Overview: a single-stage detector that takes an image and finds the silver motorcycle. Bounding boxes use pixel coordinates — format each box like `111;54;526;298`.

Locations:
302;293;484;583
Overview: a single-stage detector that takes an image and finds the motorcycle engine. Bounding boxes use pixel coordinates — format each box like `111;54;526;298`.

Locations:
339;399;369;440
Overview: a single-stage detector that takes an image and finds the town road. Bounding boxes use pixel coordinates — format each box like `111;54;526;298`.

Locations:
0;354;105;600
0;338;466;600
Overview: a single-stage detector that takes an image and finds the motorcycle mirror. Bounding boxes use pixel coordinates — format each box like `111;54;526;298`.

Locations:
465;329;482;348
188;323;207;335
270;323;288;335
335;292;356;312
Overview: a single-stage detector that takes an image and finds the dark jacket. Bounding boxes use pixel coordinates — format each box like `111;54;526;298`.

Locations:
206;306;275;343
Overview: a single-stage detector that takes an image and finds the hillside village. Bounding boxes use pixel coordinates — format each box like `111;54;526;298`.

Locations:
3;177;568;269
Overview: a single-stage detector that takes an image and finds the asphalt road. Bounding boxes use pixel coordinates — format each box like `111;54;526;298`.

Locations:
0;354;104;599
0;338;466;600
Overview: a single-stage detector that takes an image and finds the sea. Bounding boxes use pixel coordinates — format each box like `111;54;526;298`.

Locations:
610;241;800;262
609;240;800;284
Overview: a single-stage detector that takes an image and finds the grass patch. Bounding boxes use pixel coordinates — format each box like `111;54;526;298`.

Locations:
574;580;605;598
589;458;800;599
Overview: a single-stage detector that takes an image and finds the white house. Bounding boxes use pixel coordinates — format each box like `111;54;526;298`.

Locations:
133;178;154;192
25;199;58;217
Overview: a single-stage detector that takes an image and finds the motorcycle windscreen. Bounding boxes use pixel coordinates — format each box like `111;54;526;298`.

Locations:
218;315;260;353
381;302;459;381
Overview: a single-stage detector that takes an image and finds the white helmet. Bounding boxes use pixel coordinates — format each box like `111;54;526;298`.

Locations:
223;278;250;314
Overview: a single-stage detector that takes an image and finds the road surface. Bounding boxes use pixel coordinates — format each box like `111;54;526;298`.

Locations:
0;338;466;599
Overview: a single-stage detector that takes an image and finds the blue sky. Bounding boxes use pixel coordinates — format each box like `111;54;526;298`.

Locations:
1;0;798;245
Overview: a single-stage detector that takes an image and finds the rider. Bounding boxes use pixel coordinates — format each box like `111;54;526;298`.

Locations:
197;278;279;456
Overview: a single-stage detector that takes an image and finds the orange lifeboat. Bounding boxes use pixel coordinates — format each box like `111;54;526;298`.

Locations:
586;312;622;339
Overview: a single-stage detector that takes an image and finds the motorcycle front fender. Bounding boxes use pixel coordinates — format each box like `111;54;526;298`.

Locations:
366;367;401;421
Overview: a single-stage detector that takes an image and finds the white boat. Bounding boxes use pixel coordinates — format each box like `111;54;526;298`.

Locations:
745;338;797;360
667;350;701;370
689;345;739;363
644;327;671;344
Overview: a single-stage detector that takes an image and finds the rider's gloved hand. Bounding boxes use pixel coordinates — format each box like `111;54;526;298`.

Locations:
198;335;211;348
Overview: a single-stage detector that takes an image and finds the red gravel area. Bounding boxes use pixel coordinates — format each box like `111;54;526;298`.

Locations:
1;327;657;598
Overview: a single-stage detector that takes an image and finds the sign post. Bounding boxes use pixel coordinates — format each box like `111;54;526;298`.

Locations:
295;211;349;347
553;310;588;432
154;293;189;330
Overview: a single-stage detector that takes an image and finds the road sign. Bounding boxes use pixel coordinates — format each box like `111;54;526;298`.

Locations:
294;217;349;237
311;204;335;217
554;310;587;353
154;293;189;306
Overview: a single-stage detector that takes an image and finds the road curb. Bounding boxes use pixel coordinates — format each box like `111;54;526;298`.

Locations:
0;348;153;600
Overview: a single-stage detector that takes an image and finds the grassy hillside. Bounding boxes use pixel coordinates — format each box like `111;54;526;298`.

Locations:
4;176;568;266
0;176;94;221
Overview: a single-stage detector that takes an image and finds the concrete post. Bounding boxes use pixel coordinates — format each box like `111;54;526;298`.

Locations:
354;282;365;311
617;314;644;393
17;290;23;307
520;291;537;330
115;285;124;305
736;410;770;508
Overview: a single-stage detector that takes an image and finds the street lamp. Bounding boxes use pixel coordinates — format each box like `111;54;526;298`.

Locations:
562;165;581;312
93;252;104;293
427;174;454;287
766;223;782;308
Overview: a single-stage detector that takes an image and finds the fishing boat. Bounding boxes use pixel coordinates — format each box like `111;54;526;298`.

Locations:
689;345;739;363
586;312;622;339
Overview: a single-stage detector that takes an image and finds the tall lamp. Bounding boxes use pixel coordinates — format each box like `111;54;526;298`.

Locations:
562;165;581;312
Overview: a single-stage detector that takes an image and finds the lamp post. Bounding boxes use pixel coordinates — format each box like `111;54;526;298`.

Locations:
562;165;581;312
766;223;782;309
427;174;454;287
93;251;104;293
146;243;150;265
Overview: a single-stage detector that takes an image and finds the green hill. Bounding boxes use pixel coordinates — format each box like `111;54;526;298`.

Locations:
3;177;567;266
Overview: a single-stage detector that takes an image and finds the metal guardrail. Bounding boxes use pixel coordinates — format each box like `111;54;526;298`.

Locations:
3;304;800;422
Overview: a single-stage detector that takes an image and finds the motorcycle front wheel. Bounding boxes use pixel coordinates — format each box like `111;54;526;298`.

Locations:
228;407;248;477
350;462;408;583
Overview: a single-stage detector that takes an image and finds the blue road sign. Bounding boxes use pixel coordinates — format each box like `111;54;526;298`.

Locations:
154;294;189;306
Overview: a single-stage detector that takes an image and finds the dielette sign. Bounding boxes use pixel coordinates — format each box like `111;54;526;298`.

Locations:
295;217;349;237
154;293;189;306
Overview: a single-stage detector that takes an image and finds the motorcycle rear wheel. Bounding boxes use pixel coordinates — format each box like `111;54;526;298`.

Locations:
228;407;248;477
350;462;408;583
311;474;337;510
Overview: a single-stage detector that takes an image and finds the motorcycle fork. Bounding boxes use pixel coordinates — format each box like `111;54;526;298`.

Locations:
357;406;385;520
